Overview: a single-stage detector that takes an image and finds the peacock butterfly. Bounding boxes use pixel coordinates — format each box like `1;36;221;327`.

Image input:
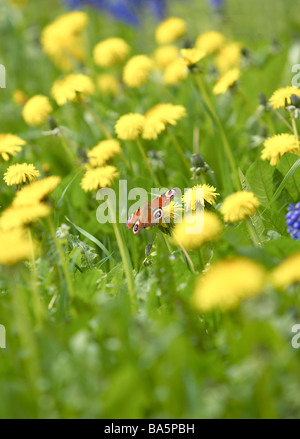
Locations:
126;188;179;235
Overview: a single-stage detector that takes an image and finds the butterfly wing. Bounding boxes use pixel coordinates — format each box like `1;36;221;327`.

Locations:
127;188;179;235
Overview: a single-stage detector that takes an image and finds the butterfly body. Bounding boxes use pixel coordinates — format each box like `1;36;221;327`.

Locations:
126;188;178;235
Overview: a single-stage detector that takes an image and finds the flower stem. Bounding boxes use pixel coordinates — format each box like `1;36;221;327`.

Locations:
48;217;75;300
246;218;261;247
136;138;160;186
81;100;111;139
194;74;241;192
107;199;137;311
59;131;75;161
175;238;196;273
291;115;299;148
273;109;293;132
27;229;44;326
237;89;255;113
167;129;191;173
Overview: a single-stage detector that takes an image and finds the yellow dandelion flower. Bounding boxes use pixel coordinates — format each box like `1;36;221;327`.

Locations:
213;68;240;95
93;37;130;67
4;163;40;186
172;211;223;249
261;133;300;166
13;176;61;207
161;200;183;226
215;42;242;74
41;11;88;71
163;59;187;85
142;103;186;140
51;74;95;106
180;48;206;66
269;86;300;109
142;116;165;140
195;31;225;55
271;252;300;289
155;17;186;44
97;74;119;96
192;257;266;311
221;191;260;223
13;89;27;106
80;165;119;192
0;229;35;265
0;134;26;162
0;204;51;231
87;139;121;167
153;45;179;69
115;113;145;140
183;184;219;210
22;95;53;126
123;55;154;88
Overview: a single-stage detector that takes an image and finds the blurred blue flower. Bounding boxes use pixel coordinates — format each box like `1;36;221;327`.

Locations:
64;0;166;26
286;202;300;240
210;0;224;7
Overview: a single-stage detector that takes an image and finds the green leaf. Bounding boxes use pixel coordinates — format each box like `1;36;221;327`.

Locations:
264;237;300;260
239;168;266;242
246;159;274;206
260;207;288;236
66;217;112;259
275;153;300;202
67;234;99;269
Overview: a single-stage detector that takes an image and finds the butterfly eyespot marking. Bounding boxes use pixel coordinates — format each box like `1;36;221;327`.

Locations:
153;207;163;220
133;223;139;233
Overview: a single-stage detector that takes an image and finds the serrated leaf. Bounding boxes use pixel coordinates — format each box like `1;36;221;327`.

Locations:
246;159;275;206
67;234;99;269
275;153;300;202
260;207;288;236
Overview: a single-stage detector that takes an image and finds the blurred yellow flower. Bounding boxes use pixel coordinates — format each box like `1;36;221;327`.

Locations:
81;165;119;192
123;55;154;88
0;229;35;265
221;191;260;223
183;184;219;210
87;139;121;167
271;252;300;289
215;42;242;74
172;211;223;249
142;103;186;140
269;86;300;109
0;204;51;231
115;113;145;140
163;59;187;85
180;48;206;66
12;89;27;106
22;95;53;126
4;163;40;186
261;133;300;166
97;74;119;96
155;17;186;44
93;37;130;67
213;68;240;95
51;74;95;106
154;45;179;69
161;201;183;226
193;258;266;311
195;31;225;55
41;11;88;71
13;176;62;207
0;134;26;161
